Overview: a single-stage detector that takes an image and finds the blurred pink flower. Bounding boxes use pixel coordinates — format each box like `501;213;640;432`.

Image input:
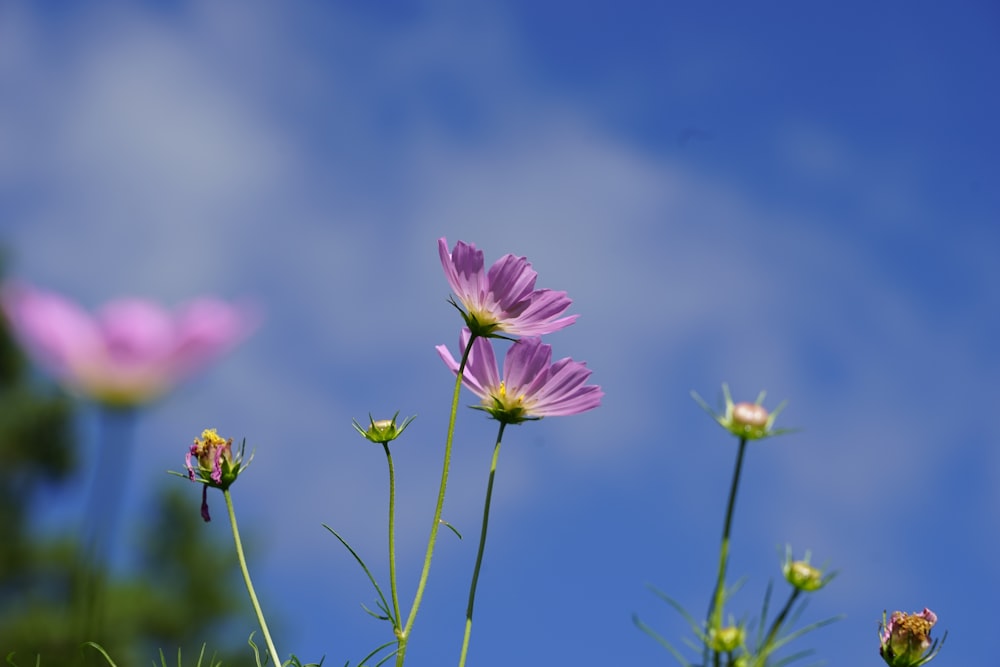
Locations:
1;281;259;407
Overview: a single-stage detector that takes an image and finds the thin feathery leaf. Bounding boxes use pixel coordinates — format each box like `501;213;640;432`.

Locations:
361;601;391;621
769;615;843;654
439;518;463;539
355;641;397;667
757;581;774;647
633;614;694;667
83;643;119;667
5;654;41;667
645;584;709;640
727;575;748;598
690;390;720;423
371;650;398;667
248;633;264;667
323;524;395;626
768;647;815;667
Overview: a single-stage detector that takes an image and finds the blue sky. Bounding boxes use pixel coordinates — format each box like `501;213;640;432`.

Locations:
2;1;998;665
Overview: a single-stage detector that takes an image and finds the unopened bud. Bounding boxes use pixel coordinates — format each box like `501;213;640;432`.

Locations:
353;412;416;445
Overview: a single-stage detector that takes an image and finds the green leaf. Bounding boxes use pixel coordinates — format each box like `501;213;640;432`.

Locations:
83;642;119;667
322;524;395;627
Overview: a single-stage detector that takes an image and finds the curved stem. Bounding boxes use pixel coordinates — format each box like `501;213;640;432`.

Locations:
705;436;749;662
397;334;477;666
383;442;402;630
457;422;507;667
224;488;281;667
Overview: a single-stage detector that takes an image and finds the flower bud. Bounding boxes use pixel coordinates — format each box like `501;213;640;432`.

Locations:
785;561;822;590
691;383;791;441
353;412;416;445
709;625;744;653
726;399;773;439
781;546;835;592
732;402;768;428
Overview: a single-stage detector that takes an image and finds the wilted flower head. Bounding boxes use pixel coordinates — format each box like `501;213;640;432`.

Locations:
879;608;945;666
353;412;416;445
436;329;602;424
692;383;791;441
438;238;576;338
184;429;252;521
0;282;258;407
781;545;836;592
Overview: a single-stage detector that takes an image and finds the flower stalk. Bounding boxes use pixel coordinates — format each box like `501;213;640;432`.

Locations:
224;487;281;667
706;435;749;663
383;441;402;633
397;334;477;666
457;421;507;667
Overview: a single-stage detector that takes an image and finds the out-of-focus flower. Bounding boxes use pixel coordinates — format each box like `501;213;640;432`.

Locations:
692;383;792;441
781;545;836;592
0;282;258;407
436;329;602;424
879;608;945;666
353;412;416;445
438;238;576;338
184;428;252;521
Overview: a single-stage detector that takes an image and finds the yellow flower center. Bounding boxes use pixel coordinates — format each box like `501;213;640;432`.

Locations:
200;428;229;447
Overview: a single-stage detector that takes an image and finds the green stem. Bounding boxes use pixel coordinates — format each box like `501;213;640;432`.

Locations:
397;334;477;666
706;437;749;662
224;488;281;667
383;442;402;631
457;422;507;667
761;588;801;655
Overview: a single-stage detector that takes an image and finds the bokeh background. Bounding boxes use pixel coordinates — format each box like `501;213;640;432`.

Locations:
2;1;998;665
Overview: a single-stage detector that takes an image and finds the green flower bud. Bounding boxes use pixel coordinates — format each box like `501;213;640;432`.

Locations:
353;412;416;445
781;545;836;592
710;625;744;653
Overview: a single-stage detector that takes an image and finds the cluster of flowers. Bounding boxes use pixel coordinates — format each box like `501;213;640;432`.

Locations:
0;238;945;666
433;238;602;423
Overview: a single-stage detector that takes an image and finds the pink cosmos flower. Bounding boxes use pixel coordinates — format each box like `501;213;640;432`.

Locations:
436;329;602;423
1;281;258;407
438;237;577;337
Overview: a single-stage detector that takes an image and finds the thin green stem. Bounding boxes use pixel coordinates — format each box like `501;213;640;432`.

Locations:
705;437;749;663
383;442;402;631
457;422;507;667
224;488;281;667
397;334;477;666
761;588;801;655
